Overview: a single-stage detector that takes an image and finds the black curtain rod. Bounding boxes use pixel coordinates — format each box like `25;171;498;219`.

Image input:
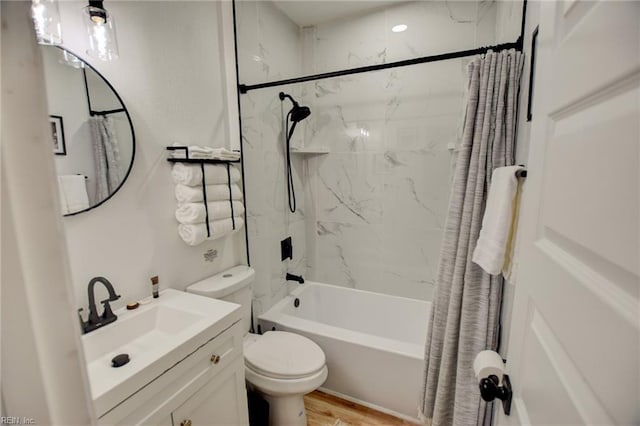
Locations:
239;39;521;94
90;108;126;116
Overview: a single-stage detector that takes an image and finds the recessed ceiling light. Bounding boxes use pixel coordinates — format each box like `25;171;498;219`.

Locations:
392;24;408;33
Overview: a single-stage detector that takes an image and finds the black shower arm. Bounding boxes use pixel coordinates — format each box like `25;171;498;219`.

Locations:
279;92;299;107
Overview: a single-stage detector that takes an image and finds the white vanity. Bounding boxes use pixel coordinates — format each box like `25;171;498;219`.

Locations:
82;289;249;426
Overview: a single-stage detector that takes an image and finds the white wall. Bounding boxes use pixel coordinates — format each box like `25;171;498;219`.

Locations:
1;2;94;422
54;1;246;311
494;0;524;44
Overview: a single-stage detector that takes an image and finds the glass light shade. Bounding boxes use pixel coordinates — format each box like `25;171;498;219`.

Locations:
31;0;63;45
59;50;85;69
83;6;119;61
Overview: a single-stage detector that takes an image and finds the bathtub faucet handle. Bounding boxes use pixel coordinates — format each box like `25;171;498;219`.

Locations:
286;273;305;284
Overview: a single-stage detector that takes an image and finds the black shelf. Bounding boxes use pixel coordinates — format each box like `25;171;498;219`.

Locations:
166;146;241;164
167;146;240;240
166;158;241;164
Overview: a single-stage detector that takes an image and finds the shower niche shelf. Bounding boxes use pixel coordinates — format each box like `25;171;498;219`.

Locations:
290;146;330;155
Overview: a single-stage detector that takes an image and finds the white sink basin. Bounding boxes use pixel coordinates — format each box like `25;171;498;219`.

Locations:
82;305;203;364
82;289;242;417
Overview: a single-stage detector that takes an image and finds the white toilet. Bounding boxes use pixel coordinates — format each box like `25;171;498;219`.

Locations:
186;265;327;426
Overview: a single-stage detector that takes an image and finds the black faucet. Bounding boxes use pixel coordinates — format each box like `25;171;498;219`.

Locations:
78;276;121;334
286;273;305;284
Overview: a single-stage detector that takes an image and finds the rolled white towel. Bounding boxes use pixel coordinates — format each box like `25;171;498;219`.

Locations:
176;201;245;225
178;216;244;246
171;143;240;161
175;183;242;203
172;163;241;186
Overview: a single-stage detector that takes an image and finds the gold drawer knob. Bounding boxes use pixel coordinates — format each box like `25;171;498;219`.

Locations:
211;354;221;364
180;420;192;426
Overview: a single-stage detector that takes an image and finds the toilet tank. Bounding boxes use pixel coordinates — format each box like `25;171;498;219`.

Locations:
186;265;255;333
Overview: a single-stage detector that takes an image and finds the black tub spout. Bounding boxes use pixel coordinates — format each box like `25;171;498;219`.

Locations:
286;273;304;284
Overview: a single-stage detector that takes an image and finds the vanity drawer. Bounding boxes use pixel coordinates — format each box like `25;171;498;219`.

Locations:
99;321;244;426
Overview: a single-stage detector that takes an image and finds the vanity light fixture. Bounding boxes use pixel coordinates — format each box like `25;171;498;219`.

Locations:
31;0;63;45
392;24;408;33
83;0;119;61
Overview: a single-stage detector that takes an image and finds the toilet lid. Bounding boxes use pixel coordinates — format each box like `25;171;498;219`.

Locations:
244;331;325;379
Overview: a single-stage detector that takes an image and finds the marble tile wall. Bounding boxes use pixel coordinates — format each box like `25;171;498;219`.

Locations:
238;0;504;307
311;1;497;76
301;58;468;300
240;1;510;85
238;2;308;319
236;0;301;84
295;2;499;301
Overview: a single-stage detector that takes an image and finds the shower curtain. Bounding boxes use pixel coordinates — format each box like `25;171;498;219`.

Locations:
90;115;123;203
419;49;523;426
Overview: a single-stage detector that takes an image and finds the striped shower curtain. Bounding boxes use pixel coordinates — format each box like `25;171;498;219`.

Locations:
419;49;524;426
90;115;123;203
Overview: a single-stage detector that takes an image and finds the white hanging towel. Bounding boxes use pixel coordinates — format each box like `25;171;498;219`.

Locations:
172;163;241;186
57;175;90;215
175;183;242;203
171;143;240;161
178;216;244;246
175;201;245;225
472;165;524;275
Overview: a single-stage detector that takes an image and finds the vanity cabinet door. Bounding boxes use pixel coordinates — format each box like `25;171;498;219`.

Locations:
171;356;249;426
98;322;245;426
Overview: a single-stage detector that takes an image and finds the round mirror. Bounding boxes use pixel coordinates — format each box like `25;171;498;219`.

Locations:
41;45;135;216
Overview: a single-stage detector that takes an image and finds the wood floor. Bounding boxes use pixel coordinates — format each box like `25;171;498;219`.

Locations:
304;391;416;426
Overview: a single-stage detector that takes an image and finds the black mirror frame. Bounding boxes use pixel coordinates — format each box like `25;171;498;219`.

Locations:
50;45;136;217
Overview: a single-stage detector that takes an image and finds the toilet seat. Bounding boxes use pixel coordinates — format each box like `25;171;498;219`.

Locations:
245;363;328;398
244;331;325;380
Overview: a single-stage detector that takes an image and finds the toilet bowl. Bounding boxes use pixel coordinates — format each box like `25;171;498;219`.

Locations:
186;266;327;426
244;331;328;426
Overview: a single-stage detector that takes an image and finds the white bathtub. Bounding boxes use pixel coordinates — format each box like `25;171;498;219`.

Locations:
258;281;431;422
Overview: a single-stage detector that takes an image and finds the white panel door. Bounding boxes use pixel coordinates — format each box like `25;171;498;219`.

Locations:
501;1;639;425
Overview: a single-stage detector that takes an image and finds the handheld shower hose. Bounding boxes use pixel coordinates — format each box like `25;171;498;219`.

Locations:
279;92;311;213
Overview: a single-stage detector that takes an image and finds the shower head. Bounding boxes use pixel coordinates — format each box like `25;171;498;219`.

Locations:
279;92;311;123
291;105;311;122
